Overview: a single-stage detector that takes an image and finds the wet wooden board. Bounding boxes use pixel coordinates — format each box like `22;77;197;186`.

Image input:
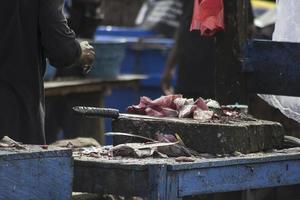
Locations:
0;146;73;200
112;114;284;154
73;148;300;199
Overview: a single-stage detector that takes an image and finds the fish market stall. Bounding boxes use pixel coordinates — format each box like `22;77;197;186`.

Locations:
73;146;300;199
71;94;300;199
71;0;300;198
70;36;300;198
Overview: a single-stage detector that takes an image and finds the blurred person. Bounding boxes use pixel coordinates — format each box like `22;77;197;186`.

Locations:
0;0;95;144
161;0;216;100
66;0;103;38
161;0;254;100
66;0;103;39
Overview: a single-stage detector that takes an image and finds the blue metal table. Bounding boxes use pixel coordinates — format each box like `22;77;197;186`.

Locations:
0;145;73;200
73;147;300;199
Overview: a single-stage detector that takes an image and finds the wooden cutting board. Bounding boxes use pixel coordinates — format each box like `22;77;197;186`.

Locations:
112;114;284;154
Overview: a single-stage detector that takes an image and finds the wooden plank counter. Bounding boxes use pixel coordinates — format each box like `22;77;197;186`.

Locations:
44;74;146;96
44;75;146;143
73;148;300;199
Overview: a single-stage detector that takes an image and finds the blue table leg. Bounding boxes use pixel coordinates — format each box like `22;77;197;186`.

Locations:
148;165;168;200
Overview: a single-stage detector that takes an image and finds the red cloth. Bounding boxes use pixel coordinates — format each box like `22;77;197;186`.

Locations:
190;0;224;36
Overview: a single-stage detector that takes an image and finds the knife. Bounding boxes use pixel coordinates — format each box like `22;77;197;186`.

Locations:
73;106;121;118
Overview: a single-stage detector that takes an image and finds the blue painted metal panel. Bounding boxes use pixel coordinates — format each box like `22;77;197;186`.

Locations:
0;157;73;200
0;147;73;200
74;149;300;197
243;39;300;96
178;159;300;196
169;150;300;171
166;172;181;200
148;165;167;200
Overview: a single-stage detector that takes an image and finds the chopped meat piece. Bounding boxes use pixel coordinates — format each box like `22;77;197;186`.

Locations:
145;107;165;117
193;109;214;122
160;107;179;117
179;105;197;118
221;106;240;117
127;94;221;120
174;98;188;110
140;96;154;106
186;98;195;105
143;106;178;117
150;95;182;109
206;99;221;109
154;132;178;143
128;95;182;117
195;97;209;110
127;105;146;115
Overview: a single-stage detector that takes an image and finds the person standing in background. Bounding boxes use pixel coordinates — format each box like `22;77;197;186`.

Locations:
161;0;217;100
0;0;95;144
161;0;254;100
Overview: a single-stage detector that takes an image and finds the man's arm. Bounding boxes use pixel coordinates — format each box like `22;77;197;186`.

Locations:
39;0;82;68
161;30;179;95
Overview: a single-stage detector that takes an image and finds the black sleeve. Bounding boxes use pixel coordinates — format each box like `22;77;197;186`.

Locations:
248;0;254;25
39;0;81;68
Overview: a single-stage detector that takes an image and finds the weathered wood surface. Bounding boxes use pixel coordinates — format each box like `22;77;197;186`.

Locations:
112;114;284;154
0;146;73;200
73;148;300;198
243;40;300;97
74;148;300;171
44;74;146;96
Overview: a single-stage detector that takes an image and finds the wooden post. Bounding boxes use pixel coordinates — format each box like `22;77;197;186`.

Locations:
215;0;250;105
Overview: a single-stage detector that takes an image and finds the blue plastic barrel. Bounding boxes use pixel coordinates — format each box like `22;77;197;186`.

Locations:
89;37;127;78
95;26;156;37
122;38;174;75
